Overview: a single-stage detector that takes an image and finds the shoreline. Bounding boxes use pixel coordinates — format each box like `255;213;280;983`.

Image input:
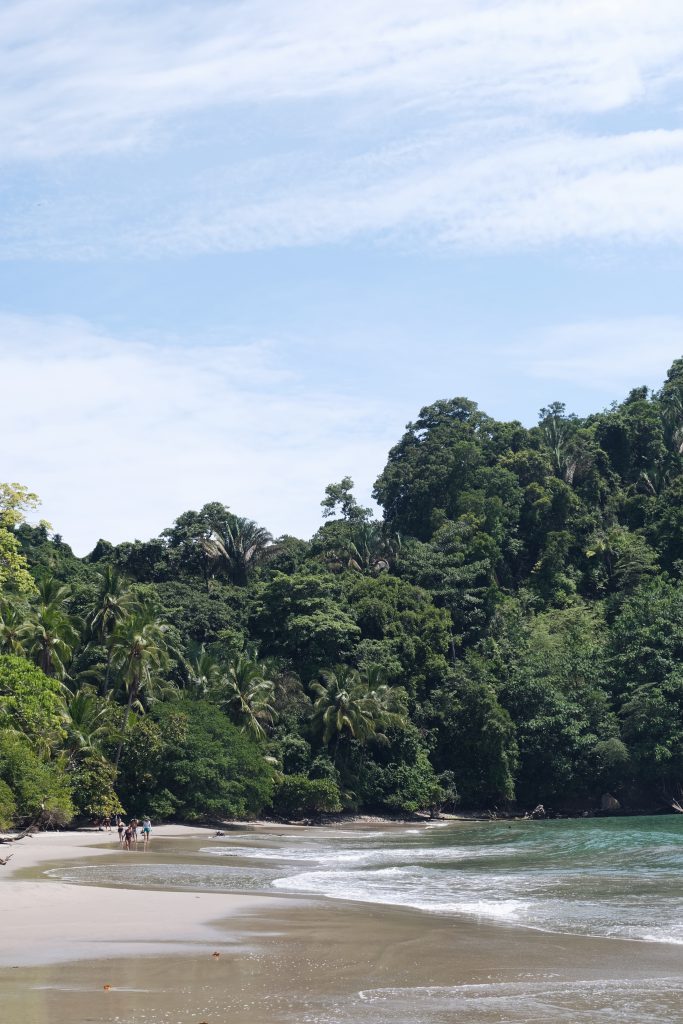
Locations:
215;805;680;826
0;825;294;967
3;824;683;1023
3;818;683;957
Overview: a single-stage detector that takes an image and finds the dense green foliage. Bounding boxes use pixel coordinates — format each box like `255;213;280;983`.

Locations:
2;361;683;827
274;775;342;816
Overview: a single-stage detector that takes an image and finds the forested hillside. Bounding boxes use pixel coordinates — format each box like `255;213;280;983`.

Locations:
2;360;683;827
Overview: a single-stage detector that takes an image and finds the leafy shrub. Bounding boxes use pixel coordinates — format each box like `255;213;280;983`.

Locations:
0;730;74;825
274;775;342;816
0;778;16;830
118;700;274;820
359;749;446;813
0;654;66;751
279;734;311;775
69;755;123;819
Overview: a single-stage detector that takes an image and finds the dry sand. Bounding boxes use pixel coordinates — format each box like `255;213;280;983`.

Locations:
0;825;284;966
2;826;683;1024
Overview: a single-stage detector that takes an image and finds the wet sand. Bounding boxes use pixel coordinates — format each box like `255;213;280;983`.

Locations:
2;828;683;1023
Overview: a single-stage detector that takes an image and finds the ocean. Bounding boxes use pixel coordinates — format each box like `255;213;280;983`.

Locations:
42;816;683;1022
49;815;683;945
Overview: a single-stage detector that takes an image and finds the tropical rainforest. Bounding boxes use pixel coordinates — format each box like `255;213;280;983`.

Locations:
2;359;683;829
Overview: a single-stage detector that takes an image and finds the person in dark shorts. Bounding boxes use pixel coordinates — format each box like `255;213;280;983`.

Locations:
123;824;133;851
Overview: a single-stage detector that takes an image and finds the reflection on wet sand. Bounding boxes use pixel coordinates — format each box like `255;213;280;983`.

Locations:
3;894;683;1024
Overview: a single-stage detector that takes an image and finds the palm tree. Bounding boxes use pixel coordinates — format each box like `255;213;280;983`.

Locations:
214;654;277;739
0;600;28;655
661;386;683;456
202;516;276;586
311;667;374;748
87;566;132;695
19;602;80;678
34;574;71;608
109;608;171;766
64;687;114;762
184;642;222;698
347;523;401;574
362;670;406;727
538;402;579;479
310;666;406;760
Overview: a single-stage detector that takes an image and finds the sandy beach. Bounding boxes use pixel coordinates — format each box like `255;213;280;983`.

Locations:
3;825;683;1024
0;826;287;966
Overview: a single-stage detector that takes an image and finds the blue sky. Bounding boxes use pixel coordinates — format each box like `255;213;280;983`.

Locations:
1;0;683;553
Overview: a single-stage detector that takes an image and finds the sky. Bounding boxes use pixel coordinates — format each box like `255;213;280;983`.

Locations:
1;0;683;554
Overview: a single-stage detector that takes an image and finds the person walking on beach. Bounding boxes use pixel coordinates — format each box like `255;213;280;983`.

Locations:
117;817;125;846
123;823;133;851
142;817;152;848
130;818;140;848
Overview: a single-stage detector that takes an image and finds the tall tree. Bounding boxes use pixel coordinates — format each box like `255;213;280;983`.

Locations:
19;602;79;679
214;654;276;739
202;516;276;586
64;687;114;761
0;600;28;656
310;665;405;760
0;483;44;595
537;402;579;479
110;607;171;766
183;642;222;698
321;477;372;523
87;566;132;695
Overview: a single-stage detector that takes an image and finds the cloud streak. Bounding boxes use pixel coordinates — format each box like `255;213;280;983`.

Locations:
2;1;683;254
1;0;682;159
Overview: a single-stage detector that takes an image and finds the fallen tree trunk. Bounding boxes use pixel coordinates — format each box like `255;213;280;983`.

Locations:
0;823;38;844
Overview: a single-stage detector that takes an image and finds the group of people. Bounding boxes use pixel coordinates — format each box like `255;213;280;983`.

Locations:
112;815;152;851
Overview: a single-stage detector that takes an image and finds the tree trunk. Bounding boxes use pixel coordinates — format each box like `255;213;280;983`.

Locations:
114;678;137;770
103;646;111;697
0;823;37;844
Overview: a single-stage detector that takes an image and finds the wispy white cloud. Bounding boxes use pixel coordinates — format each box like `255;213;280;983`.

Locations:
0;314;396;553
134;127;683;254
2;0;682;160
2;1;683;254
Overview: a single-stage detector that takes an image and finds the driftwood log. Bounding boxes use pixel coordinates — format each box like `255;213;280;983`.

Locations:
0;823;38;845
0;852;14;866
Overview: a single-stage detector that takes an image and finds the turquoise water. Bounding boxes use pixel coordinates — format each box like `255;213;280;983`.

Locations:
49;815;683;944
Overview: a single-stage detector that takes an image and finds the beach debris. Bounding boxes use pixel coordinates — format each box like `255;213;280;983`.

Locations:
0;853;14;866
212;951;221;958
0;823;37;845
103;984;112;991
